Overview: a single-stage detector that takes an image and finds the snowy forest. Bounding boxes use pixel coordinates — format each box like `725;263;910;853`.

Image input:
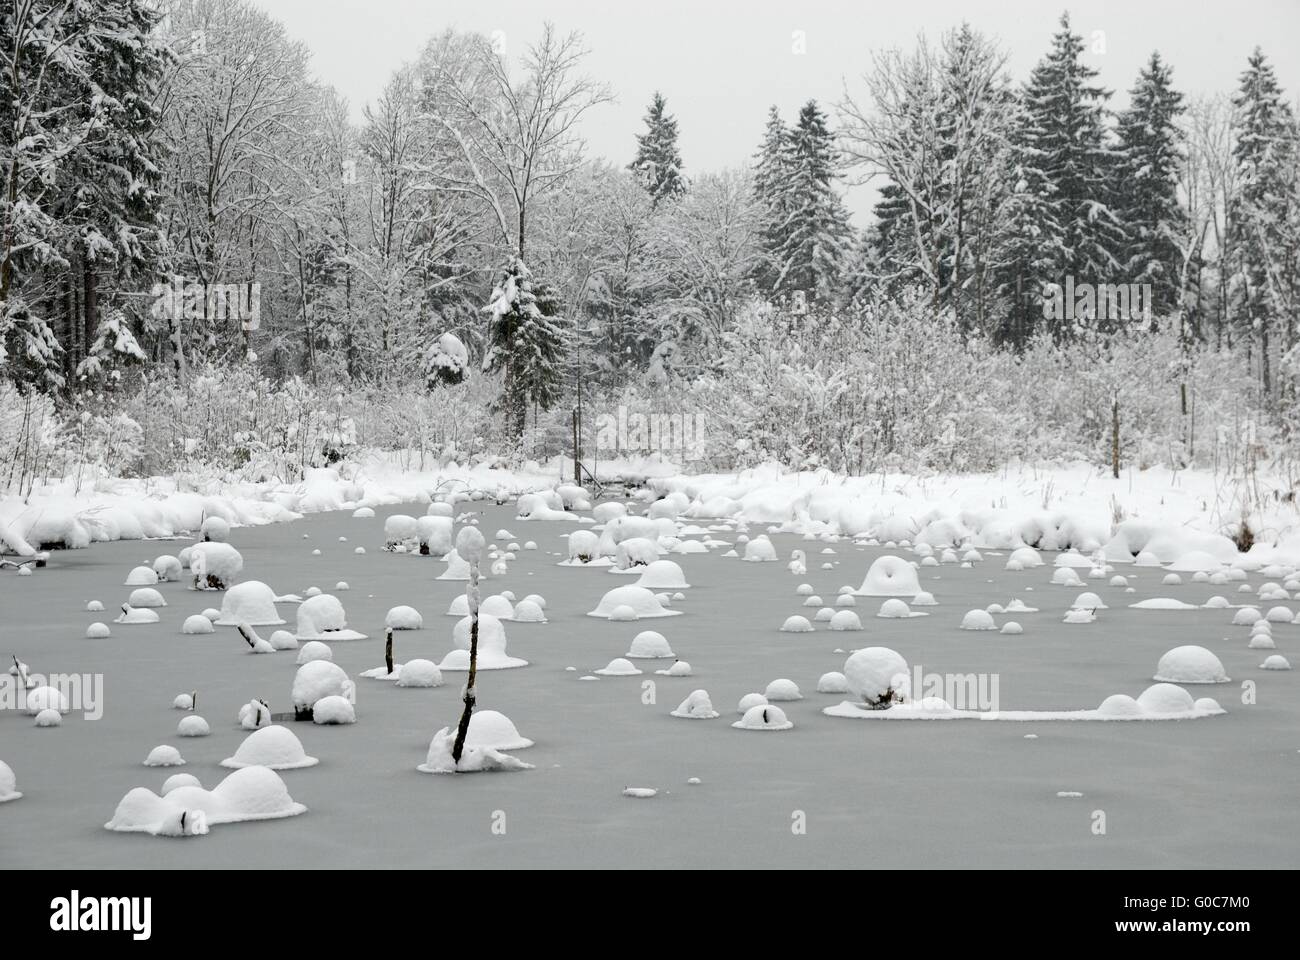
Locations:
2;0;1298;486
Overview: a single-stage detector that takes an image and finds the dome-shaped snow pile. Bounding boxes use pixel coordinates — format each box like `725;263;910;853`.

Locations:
878;598;926;619
732;704;793;730
384;514;418;549
291;661;355;716
417;516;453;557
829;610;863;631
1134;551;1162;566
1008;546;1043;568
181;614;214;635
200;516;231;542
671;689;719;719
188;541;243;590
237;699;273;729
626;631;675;659
1261;655;1291;670
1063;608;1095;624
1248;632;1276;650
912;591;938;606
149;557;181;582
1051;567;1084;587
127;587;166;608
221;726;318;770
817;671;849;694
144;745;185;768
594;657;642;676
295;594;367;641
397;659;442;688
765;679;802;701
612;537;661;572
1231;607;1262;626
1167;550;1225;573
417;726;533;774
1071;592;1107;610
655;660;692;676
563;530;605;565
843;647;909;708
105;766;306;836
781;615;814;633
1128;597;1199;611
385;605;423;630
0;760;21;802
352;506;376;519
440;614;527;670
214;580;285;626
587;585;681;620
1153;646;1229;684
742;537;777;562
86;622;111;638
480;594;515;619
634;559;691;590
25;686;68;715
125;565;159;586
1136;683;1198;716
312;696;356;724
855;555;921;597
1266;605;1293;622
960;609;997;631
296;640;333;665
512;599;547;623
115;604;159;625
455;710;534;751
1054;550;1093;569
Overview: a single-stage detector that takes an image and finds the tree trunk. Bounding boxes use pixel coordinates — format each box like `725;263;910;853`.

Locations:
1111;397;1121;479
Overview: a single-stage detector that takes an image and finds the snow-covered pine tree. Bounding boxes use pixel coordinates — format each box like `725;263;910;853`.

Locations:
629;92;686;207
1228;47;1299;398
768;100;853;303
483;259;570;443
1004;13;1124;337
752;106;791;295
1114;52;1187;318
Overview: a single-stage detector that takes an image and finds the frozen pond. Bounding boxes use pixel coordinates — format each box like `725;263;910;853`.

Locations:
3;503;1298;868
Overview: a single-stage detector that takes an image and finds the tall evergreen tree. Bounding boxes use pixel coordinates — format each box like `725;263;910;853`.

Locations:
767;100;852;301
752;106;791;293
1229;47;1299;397
629;92;686;206
999;13;1123;337
483;258;569;443
1114;52;1186;317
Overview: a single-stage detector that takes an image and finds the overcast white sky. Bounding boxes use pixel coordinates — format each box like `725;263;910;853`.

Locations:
249;0;1300;223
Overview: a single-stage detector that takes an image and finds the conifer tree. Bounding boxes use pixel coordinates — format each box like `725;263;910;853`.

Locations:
629;92;686;206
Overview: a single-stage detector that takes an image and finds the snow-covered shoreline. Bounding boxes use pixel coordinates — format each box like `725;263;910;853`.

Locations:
3;455;1297;566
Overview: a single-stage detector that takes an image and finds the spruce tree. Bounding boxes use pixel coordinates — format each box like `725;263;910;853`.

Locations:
752;106;791;294
629;92;686;206
768;100;852;301
1229;47;1299;396
483;259;569;442
1114;52;1186;317
1005;13;1123;336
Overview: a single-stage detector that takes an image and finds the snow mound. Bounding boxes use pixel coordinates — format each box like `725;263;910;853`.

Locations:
177;715;210;737
1136;683;1196;715
214;581;285;626
960;609;997;631
296;640;333;665
671;689;720;719
181;614;213;635
587;585;681;619
417;726;532;774
627;630;675;659
780;615;814;633
764;679;802;701
458;710;534;751
742;537;778;562
732;704;793;730
0;761;20;802
634;559;691;589
33;708;62;727
127;587;166;608
85;622;111;638
594;657;642;676
385;605;423;630
115;605;159;625
878;598;926;619
1153;646;1229;684
828;610;863;631
221;726;318;770
1129;598;1199;611
844;647;909;707
1261;655;1291;670
105;766;306;835
512;599;547;622
817;671;849;694
125;565;159;586
295;594;367;641
188;542;243;589
396;659;443;688
855;555;922;597
25;686;68;715
292;661;355;714
312;696;356;724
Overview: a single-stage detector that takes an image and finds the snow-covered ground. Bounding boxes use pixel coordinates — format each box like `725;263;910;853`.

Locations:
4;455;1296;565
